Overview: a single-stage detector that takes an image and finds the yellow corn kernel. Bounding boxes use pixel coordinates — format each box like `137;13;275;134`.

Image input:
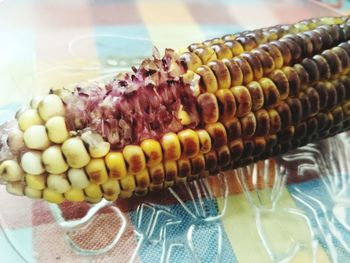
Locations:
216;89;237;121
123;145;146;174
25;174;46;190
105;152;127;179
164;160;177;182
205;123;228;149
196;65;218;93
119;175;136;193
179;52;202;71
24;186;42;199
190;154;206;175
134;169;151;189
208;60;231;89
140;139;163;167
61;138;91;169
178;129;200;159
85;196;102;204
101;179;121;201
85;158;108;185
178;105;192;125
224;40;244;56
119;191;133;199
196;130;212;154
64;188;85;202
149;163;165;185
231;86;252;117
193;46;217;64
149;183;163;192
160;132;181;161
43;189;65;204
84;183;102;199
177;158;191;178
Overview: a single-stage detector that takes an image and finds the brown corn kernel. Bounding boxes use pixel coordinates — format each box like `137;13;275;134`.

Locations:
303;31;322;53
339;76;350;99
314;27;333;49
178;129;200;159
331;106;344;125
247;81;264;111
196;129;212;154
315;113;328;131
123;146;146;174
269;69;290;100
252;48;275;75
208;60;231;89
223;59;244;86
332;46;350;70
259;78;281;108
301;58;320;83
217;145;231;168
149;163;165;185
319;25;339;44
223;117;242;141
268;109;282;134
240;52;263;80
231;85;252;117
280;38;301;62
224;40;244;56
197;93;219;124
241;139;255;159
193;46;217;64
233;57;254;84
204;150;218;171
236;36;258;51
286;97;303;124
229;139;244;162
270;41;292;66
252;137;266;156
276;101;292;129
324;82;338;111
196;65;219;93
294;122;307;138
313;55;331;80
164;160;178;181
205;122;227;149
298;92;311;119
277;126;295;142
216;89;237;120
281;66;301;96
240;112;256;138
255;109;270;136
343;101;350;119
177;159;191;178
332;79;346;104
211;43;233;59
314;82;329;111
179;52;202;71
305;87;320;117
306;118;318;136
190;154;206;175
260;43;284;69
266;134;278;149
322;50;342;75
294;64;309;88
297;33;314;56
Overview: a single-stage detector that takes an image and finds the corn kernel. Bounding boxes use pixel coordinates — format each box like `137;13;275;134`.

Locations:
123;145;146;174
85;158;108;185
105;152;127;179
140;139;163;167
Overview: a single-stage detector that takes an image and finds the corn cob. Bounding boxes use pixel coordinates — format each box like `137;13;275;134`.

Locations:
1;16;350;204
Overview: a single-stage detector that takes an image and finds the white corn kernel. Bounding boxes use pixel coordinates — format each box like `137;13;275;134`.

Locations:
45;116;69;144
47;174;71;194
24;186;42;199
17;109;43;131
61;138;90;168
23;125;50;150
42;145;69;174
0;160;24;182
67;168;90;189
30;96;43;109
6;182;24;196
38;94;65;121
81;131;110;158
21;151;45;175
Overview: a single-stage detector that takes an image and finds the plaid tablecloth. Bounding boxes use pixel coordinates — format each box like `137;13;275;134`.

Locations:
0;1;349;262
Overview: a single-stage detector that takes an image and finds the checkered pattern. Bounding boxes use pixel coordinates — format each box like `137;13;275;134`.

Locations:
0;0;345;262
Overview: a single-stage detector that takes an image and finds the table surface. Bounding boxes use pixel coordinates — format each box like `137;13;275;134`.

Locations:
0;1;349;263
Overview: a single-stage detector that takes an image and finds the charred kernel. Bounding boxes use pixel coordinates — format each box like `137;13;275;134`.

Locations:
178;129;200;159
179;52;202;71
236;36;258;51
268;109;282;134
276;101;292;129
303;31;322;53
298;92;311;119
241;139;255;159
286;97;303;124
193;46;217;64
281;66;300;96
223;59;243;86
265;135;278;149
255;109;270;136
196;130;212;154
306;118;318;136
211;43;233;59
197;93;219;124
196;65;218;93
293;64;309;88
217;145;231;168
240;52;263;80
164;160;178;181
123;145;146;174
269;69;290;100
233;57;254;84
215;89;237;120
314;82;329;111
160;132;181;161
252;137;266;156
301;58;319;84
277;126;295;142
228;139;243;162
339;76;350;99
280;38;301;62
252;48;275;75
322;50;342;75
246;81;264;111
305;87;320;117
324;82;338;111
240;112;256;138
332;46;350;70
149;163;165;185
294;122;307;138
140;139;163;167
314;27;333;49
319;25;339;43
313;55;331;80
177;159;191;178
284;34;308;57
259;78;281;109
332;80;346;104
205;122;227;149
231;85;252;117
134;170;151;189
204;150;218;171
190;154;205;175
223;117;242;141
315;113;328;131
260;43;283;69
331;106;344;125
208;60;231;89
224;40;244;56
297;33;313;56
270;41;292;66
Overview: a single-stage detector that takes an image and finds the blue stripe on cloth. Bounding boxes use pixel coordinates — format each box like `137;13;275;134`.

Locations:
129;198;237;262
288;178;350;261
